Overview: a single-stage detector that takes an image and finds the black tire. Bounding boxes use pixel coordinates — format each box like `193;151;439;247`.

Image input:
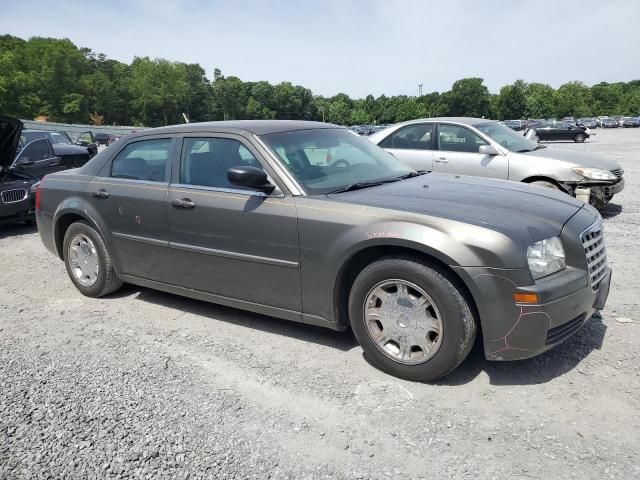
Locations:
574;133;586;143
349;257;476;382
62;221;122;297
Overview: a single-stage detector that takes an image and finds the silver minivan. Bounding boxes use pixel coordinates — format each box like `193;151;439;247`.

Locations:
369;117;624;208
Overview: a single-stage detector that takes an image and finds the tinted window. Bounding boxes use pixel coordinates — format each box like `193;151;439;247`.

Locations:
180;137;263;188
16;138;53;163
379;123;435;150
111;139;170;182
438;124;487;153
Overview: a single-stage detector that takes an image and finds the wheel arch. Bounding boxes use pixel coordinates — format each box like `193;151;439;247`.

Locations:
332;244;481;332
521;175;569;193
53;210;101;259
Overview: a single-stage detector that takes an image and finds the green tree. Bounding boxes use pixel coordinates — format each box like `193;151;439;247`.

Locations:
440;78;492;117
524;83;558;119
497;80;527;119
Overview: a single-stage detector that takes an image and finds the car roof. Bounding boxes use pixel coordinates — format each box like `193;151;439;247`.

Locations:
131;120;341;138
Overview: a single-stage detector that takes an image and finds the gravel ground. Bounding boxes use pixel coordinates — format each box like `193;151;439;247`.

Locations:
1;128;639;479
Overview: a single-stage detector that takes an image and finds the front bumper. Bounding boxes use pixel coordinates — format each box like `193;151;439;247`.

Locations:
454;207;610;361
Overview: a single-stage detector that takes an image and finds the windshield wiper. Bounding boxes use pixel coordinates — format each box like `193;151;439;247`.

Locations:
534;144;547;150
396;170;429;180
327;180;399;194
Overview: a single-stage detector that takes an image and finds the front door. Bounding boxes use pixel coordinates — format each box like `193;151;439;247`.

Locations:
167;134;301;312
88;137;174;281
433;123;508;179
13;138;60;178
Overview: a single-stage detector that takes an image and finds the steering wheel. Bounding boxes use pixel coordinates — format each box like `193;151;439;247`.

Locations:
327;159;351;171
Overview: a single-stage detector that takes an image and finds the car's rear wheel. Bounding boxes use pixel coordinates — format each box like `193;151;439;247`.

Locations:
574;133;586;143
63;221;122;297
349;257;476;382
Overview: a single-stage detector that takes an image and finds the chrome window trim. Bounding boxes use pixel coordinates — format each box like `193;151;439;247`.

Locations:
170;183;285;199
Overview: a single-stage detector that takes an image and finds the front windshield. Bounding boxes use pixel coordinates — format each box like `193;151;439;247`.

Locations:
260;128;414;195
473;122;539;153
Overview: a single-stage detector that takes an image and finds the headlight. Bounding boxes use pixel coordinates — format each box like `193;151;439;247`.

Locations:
572;167;616;181
527;236;566;279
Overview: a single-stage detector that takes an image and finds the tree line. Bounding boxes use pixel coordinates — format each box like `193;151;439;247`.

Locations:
1;35;639;128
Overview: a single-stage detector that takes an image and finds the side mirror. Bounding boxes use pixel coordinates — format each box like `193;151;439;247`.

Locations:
227;166;274;192
479;145;500;156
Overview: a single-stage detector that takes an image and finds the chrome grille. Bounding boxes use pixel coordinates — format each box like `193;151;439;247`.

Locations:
610;168;624;179
581;222;607;291
1;188;28;204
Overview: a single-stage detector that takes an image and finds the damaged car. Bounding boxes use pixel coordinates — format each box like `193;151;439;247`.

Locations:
1;116;60;225
19;129;97;168
369;117;624;209
36;120;611;381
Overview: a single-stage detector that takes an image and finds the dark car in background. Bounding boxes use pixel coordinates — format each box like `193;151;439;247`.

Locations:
93;132;117;146
534;121;590;142
19;130;97;168
36;120;611;382
622;117;640;128
1;116;62;225
601;118;618;128
578;118;598;129
503;120;525;131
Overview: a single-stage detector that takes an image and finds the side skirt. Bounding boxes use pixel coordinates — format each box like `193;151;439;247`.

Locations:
117;274;345;331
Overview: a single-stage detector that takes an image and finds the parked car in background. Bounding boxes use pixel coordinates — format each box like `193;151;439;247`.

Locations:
617;117;630;127
578;118;598;129
36;120;611;382
369;117;623;208
532;121;590;142
19;129;97;168
601;118;618;128
502;120;525;131
622;117;640;128
1;116;59;225
93;132;117;146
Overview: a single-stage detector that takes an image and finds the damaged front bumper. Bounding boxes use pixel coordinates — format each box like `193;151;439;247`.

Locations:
453;207;611;361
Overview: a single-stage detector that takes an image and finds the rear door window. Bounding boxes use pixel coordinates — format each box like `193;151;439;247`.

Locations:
110;139;171;182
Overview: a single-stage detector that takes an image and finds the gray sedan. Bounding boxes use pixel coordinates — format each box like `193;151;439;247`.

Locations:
35;121;610;382
369;117;624;208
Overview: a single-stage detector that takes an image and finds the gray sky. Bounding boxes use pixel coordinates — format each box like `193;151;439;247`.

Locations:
2;0;639;97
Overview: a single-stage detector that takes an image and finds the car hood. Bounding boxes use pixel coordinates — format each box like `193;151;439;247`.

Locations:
520;146;621;170
329;174;586;243
52;144;91;156
0;115;23;169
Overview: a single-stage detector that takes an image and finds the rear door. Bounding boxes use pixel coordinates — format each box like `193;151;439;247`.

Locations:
434;123;508;179
88;137;175;281
378;123;435;171
13;138;60;178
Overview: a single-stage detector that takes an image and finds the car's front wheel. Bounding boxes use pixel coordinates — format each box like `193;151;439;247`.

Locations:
349;257;476;382
63;221;122;297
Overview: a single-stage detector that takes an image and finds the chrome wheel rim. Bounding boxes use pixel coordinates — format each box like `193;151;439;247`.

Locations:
364;279;443;365
68;234;99;287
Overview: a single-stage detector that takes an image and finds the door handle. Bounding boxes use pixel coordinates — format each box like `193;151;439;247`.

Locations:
93;189;110;199
172;198;196;209
435;157;449;163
